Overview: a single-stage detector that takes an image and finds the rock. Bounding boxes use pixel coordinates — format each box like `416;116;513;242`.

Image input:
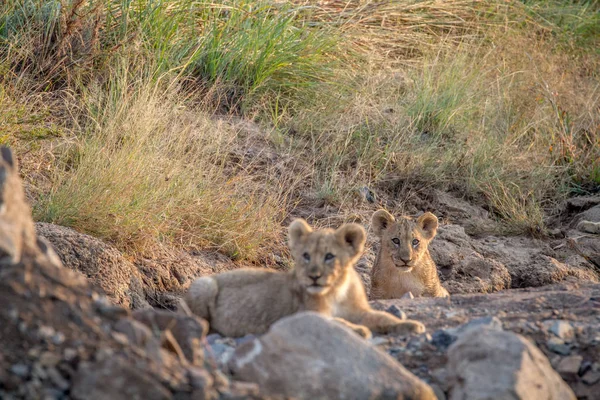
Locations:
10;364;29;378
575;204;600;224
447;327;575;400
577;220;600;234
36;222;147;308
386;304;407;320
430;225;512;294
113;319;154;349
230;312;436;400
132;309;208;365
557;356;583;381
71;358;172;400
547;337;571;355
582;371;600;385
431;317;502;350
545;320;575;341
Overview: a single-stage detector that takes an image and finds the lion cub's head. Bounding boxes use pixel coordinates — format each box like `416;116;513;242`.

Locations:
371;210;438;272
288;219;365;295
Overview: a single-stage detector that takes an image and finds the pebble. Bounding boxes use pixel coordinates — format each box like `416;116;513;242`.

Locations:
369;336;389;346
431;316;502;350
547;337;571;355
206;333;222;345
235;334;256;346
545;320;575;341
400;292;415;300
582;370;600;386
47;368;70;391
430;330;455;350
557;355;583;380
10;364;29;378
385;305;407;320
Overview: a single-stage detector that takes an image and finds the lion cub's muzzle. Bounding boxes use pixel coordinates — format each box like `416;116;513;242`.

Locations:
392;255;414;272
304;273;331;295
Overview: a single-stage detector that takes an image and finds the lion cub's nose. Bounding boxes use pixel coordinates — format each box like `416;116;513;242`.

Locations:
308;271;322;282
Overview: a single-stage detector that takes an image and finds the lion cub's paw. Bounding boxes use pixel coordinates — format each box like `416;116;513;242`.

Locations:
389;320;426;336
352;325;373;340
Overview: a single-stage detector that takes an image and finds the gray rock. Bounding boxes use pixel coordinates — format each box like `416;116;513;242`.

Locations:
71;358;172;400
230;312;436;400
431;316;502;349
447;327;575;400
582;371;600;385
10;364;29;378
557;356;583;381
547;337;571;355
386;304;407;320
545;320;575;341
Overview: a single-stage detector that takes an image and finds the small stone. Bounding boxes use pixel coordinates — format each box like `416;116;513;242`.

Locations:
547;337;571;355
579;361;593;376
206;333;222;345
369;336;389;346
47;367;70;391
235;334;256;346
582;370;600;385
457;316;503;335
557;355;583;381
385;305;406;320
39;352;60;367
10;364;29;378
42;388;64;400
431;330;455;349
401;292;414;300
545;320;575;341
51;332;65;345
207;343;235;365
37;325;56;340
63;348;78;362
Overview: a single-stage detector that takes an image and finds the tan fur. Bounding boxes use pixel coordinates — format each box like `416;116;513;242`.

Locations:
184;219;425;338
370;210;449;299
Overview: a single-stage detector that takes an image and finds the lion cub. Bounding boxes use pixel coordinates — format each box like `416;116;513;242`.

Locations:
184;219;425;338
370;210;449;299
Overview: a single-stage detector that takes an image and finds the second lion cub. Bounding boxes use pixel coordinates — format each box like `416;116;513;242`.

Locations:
184;219;425;338
370;210;449;299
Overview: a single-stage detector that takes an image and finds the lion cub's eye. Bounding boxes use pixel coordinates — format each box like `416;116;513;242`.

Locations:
391;238;400;245
324;253;335;261
412;238;420;247
302;252;311;262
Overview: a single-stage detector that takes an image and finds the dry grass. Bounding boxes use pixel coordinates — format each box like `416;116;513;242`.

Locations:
32;73;287;261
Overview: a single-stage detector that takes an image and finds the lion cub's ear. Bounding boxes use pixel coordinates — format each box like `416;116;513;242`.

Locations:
417;212;438;240
371;209;395;237
335;223;366;258
288;219;313;248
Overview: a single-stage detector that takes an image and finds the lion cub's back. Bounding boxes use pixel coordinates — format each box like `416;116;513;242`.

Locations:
209;268;299;337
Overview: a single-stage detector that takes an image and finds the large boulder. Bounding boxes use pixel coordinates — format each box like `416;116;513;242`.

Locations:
229;312;436;400
36;222;147;308
447;327;575;400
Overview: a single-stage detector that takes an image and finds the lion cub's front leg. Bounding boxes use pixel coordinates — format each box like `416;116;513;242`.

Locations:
332;317;372;339
355;310;425;336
